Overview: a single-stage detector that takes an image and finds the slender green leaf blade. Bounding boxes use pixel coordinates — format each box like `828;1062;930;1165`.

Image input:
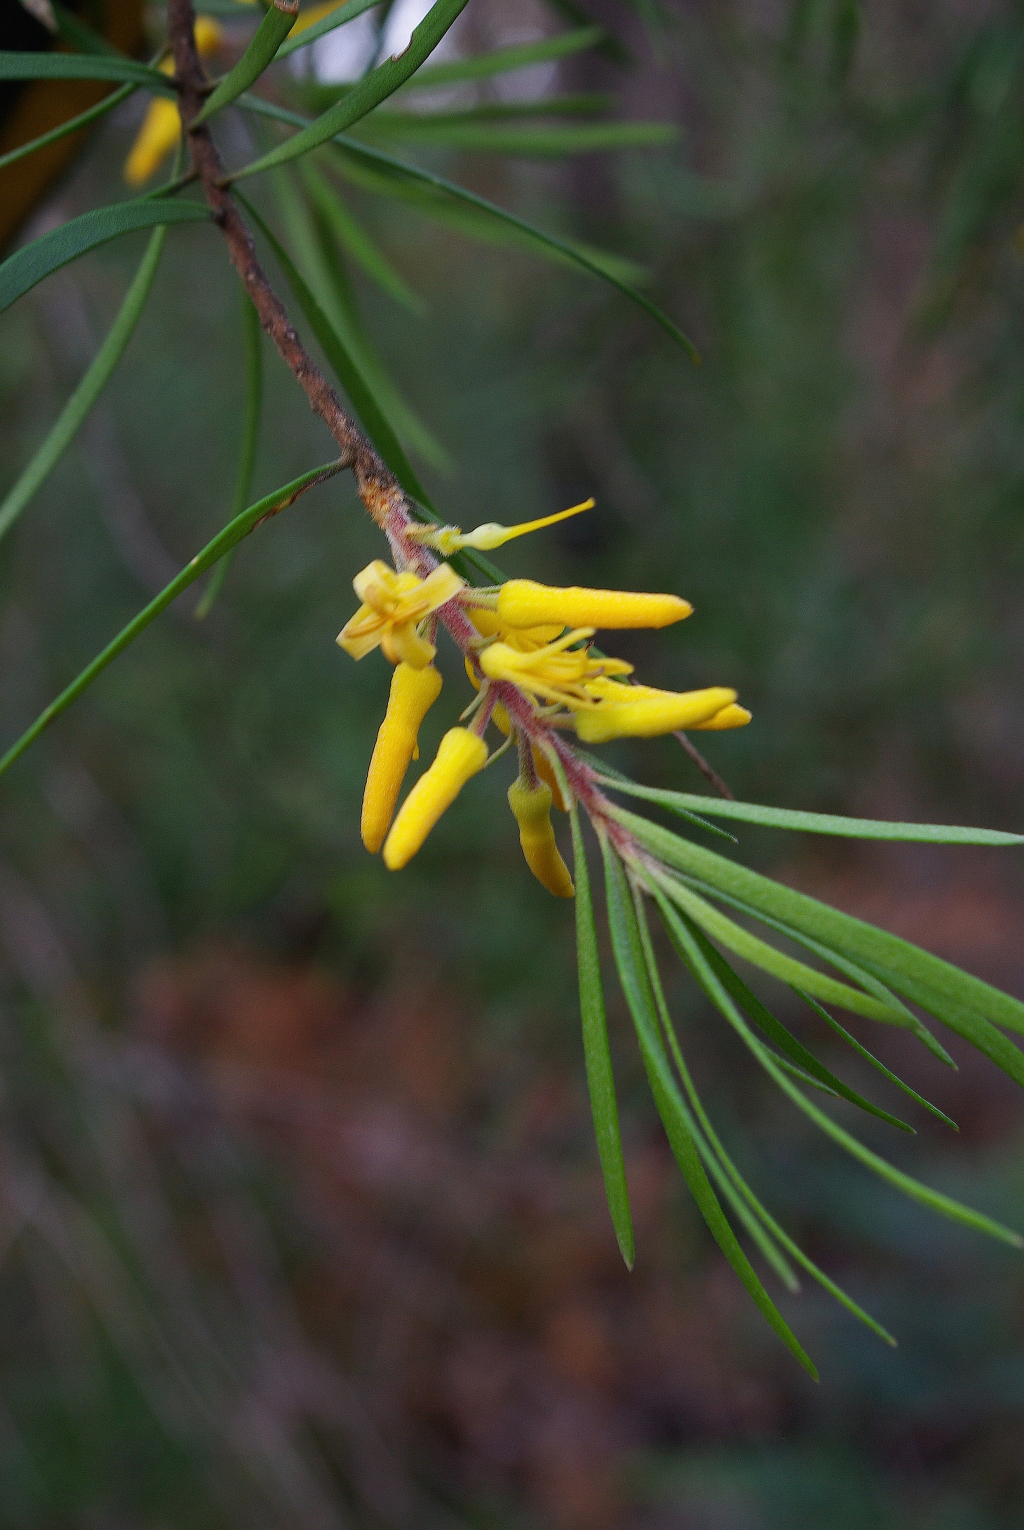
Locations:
237;190;433;506
0;223;166;542
277;0;381;57
631;883;800;1290
569;808;634;1269
0;82;137;175
599;780;1024;846
190;3;297;126
658;898;1023;1249
795;992;958;1131
644;889;891;1343
399;26;605;87
356;121;679;156
0;52;169;88
300;161;425;314
647;883;915;1130
616;806;1024;1055
231;0;472;179
601;836;817;1377
0;201;210;315
0;462;342;782
235;95;697;356
195;288;263;617
657;874;908;1027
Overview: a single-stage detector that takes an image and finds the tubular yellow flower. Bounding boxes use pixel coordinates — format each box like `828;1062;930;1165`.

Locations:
478;630;632;709
690;702;752;731
361;663;443;853
507;778;574;898
124;19;224;187
337;560;464;669
383;727;488;869
574;685;739;743
497;579;692;632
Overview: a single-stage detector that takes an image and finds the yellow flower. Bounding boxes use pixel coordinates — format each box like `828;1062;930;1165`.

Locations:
478;629;632;709
574;684;746;743
123;18;224;186
507;777;574;898
383;727;488;869
496;579;692;632
361;662;443;853
337;560;464;670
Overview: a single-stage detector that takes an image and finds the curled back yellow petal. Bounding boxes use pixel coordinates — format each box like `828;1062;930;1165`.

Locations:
338;560;463;669
507;777;574;898
497;580;692;632
690;702;752;731
361;663;443;853
574;686;738;743
479;630;632;709
383;727;488;869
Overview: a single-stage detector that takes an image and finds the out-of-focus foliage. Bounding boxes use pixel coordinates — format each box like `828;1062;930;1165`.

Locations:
1;0;1024;1526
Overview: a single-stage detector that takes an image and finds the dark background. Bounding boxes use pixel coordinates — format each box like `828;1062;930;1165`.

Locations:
1;1;1024;1525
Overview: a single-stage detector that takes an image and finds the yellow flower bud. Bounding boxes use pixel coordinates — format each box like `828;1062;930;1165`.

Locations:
497;580;692;631
532;746;567;812
574;686;738;743
507;778;574;898
383;727;488;870
690;702;752;731
361;663;443;853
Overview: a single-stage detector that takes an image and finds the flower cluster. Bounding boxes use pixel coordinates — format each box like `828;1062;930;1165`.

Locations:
336;505;749;895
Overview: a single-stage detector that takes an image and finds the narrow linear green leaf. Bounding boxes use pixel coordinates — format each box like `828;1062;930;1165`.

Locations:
0;462;342;783
0;200;210;316
647;889;897;1344
649;876;915;1130
272;166;446;466
0;52;169;88
300;161;425;315
855;957;1024;1088
615;806;1024;1056
397;25;605;87
0;223;166;542
653;876;916;1133
569;808;634;1270
236;190;434;507
277;0;381;58
656;897;1023;1249
356;121;679;156
190;3;297;127
195;289;263;618
655;872;908;1028
630;883;800;1290
231;0;472;179
600;836;817;1377
0;83;137;175
795;992;957;1131
680;876;957;1066
236;95;697;357
362;94;614;125
598;780;1024;846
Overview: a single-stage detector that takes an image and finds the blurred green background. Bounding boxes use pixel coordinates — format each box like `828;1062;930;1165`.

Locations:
2;1;1024;1525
